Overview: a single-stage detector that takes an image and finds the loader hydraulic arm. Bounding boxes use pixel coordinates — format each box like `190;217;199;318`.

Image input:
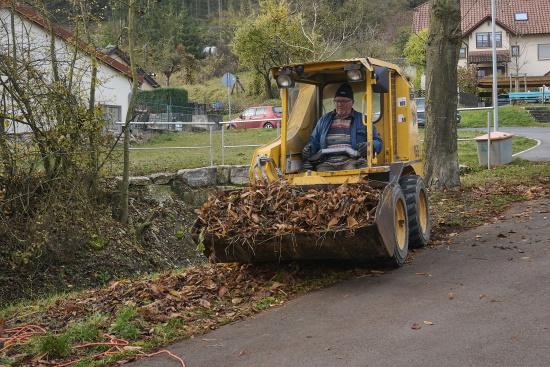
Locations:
252;154;284;182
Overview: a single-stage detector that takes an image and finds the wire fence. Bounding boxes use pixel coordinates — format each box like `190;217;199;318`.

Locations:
116;121;216;166
2;106;507;173
133;102;205;131
219;118;281;165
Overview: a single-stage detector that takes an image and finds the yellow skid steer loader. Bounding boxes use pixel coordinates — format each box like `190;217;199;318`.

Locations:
193;58;430;267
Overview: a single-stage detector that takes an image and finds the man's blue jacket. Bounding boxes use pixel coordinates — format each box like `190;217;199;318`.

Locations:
307;109;383;159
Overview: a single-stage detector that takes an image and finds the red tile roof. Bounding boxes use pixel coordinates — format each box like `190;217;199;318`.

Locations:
413;0;550;36
0;1;143;82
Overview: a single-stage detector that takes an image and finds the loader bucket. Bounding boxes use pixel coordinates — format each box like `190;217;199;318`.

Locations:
192;183;408;266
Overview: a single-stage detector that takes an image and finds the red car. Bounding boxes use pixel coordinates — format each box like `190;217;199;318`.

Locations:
226;106;282;129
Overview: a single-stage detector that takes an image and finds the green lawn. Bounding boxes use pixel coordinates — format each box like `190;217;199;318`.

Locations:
103;128;280;176
459;104;550;128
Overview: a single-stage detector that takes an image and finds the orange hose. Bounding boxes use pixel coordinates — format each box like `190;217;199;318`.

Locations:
1;326;186;367
0;325;47;352
138;350;186;366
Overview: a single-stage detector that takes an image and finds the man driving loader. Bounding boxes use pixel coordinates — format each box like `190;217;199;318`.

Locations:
301;83;383;172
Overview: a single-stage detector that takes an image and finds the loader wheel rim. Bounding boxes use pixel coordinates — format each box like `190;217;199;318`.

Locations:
395;197;407;251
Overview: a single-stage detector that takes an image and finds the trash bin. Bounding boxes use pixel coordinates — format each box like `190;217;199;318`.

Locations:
474;131;514;165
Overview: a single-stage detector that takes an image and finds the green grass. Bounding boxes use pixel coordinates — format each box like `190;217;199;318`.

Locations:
462;158;549;186
108;306;141;340
30;333;73;358
65;313;106;344
428;159;549;233
103;128;280;176
459;104;550;128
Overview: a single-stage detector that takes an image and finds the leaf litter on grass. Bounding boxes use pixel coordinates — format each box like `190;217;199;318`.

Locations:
2;169;549;366
0;262;378;366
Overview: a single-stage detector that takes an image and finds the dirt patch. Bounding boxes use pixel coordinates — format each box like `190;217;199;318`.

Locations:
0;182;210;305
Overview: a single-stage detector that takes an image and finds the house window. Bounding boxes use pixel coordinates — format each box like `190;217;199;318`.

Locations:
539;44;550;60
102;105;121;123
476;32;502;48
477;67;505;78
459;48;466;58
511;46;519;56
515;12;528;21
101;105;122;131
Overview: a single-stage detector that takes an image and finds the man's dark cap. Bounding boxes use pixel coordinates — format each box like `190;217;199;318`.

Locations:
335;83;354;100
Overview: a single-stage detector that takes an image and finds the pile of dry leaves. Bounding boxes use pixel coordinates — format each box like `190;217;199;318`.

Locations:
196;180;382;238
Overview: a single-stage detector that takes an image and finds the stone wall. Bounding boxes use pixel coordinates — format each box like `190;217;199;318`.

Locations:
128;165;250;188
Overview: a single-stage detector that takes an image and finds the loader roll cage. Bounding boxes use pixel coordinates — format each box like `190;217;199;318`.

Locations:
270;60;390;177
251;57;425;185
274;61;386;130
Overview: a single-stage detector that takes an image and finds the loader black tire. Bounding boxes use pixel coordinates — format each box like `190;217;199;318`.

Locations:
399;174;431;249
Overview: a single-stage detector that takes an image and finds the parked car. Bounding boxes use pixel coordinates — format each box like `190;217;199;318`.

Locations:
497;94;510;106
415;97;460;127
226;106;282;129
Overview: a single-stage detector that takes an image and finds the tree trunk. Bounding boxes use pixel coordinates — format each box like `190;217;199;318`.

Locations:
424;0;462;189
120;0;139;224
0;112;12;178
263;72;273;99
218;0;222;40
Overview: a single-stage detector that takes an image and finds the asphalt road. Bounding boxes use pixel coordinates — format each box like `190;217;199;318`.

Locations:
128;199;550;367
503;127;550;161
126;128;550;367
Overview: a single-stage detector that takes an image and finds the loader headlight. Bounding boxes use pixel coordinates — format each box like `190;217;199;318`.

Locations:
345;64;365;82
275;69;295;88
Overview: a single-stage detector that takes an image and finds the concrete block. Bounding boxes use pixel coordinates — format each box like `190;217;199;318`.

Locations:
177;166;217;187
230;165;250;185
216;165;231;185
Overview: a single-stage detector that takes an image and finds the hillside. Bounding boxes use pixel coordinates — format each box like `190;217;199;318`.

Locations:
0;0;419;306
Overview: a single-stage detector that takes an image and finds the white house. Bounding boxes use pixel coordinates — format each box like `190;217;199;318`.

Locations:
0;2;158;134
412;0;550;91
103;44;161;91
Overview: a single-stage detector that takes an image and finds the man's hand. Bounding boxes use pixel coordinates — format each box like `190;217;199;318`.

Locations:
302;144;312;161
357;142;367;157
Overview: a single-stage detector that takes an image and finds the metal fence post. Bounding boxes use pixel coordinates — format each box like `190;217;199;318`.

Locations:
209;125;213;166
221;123;225;165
